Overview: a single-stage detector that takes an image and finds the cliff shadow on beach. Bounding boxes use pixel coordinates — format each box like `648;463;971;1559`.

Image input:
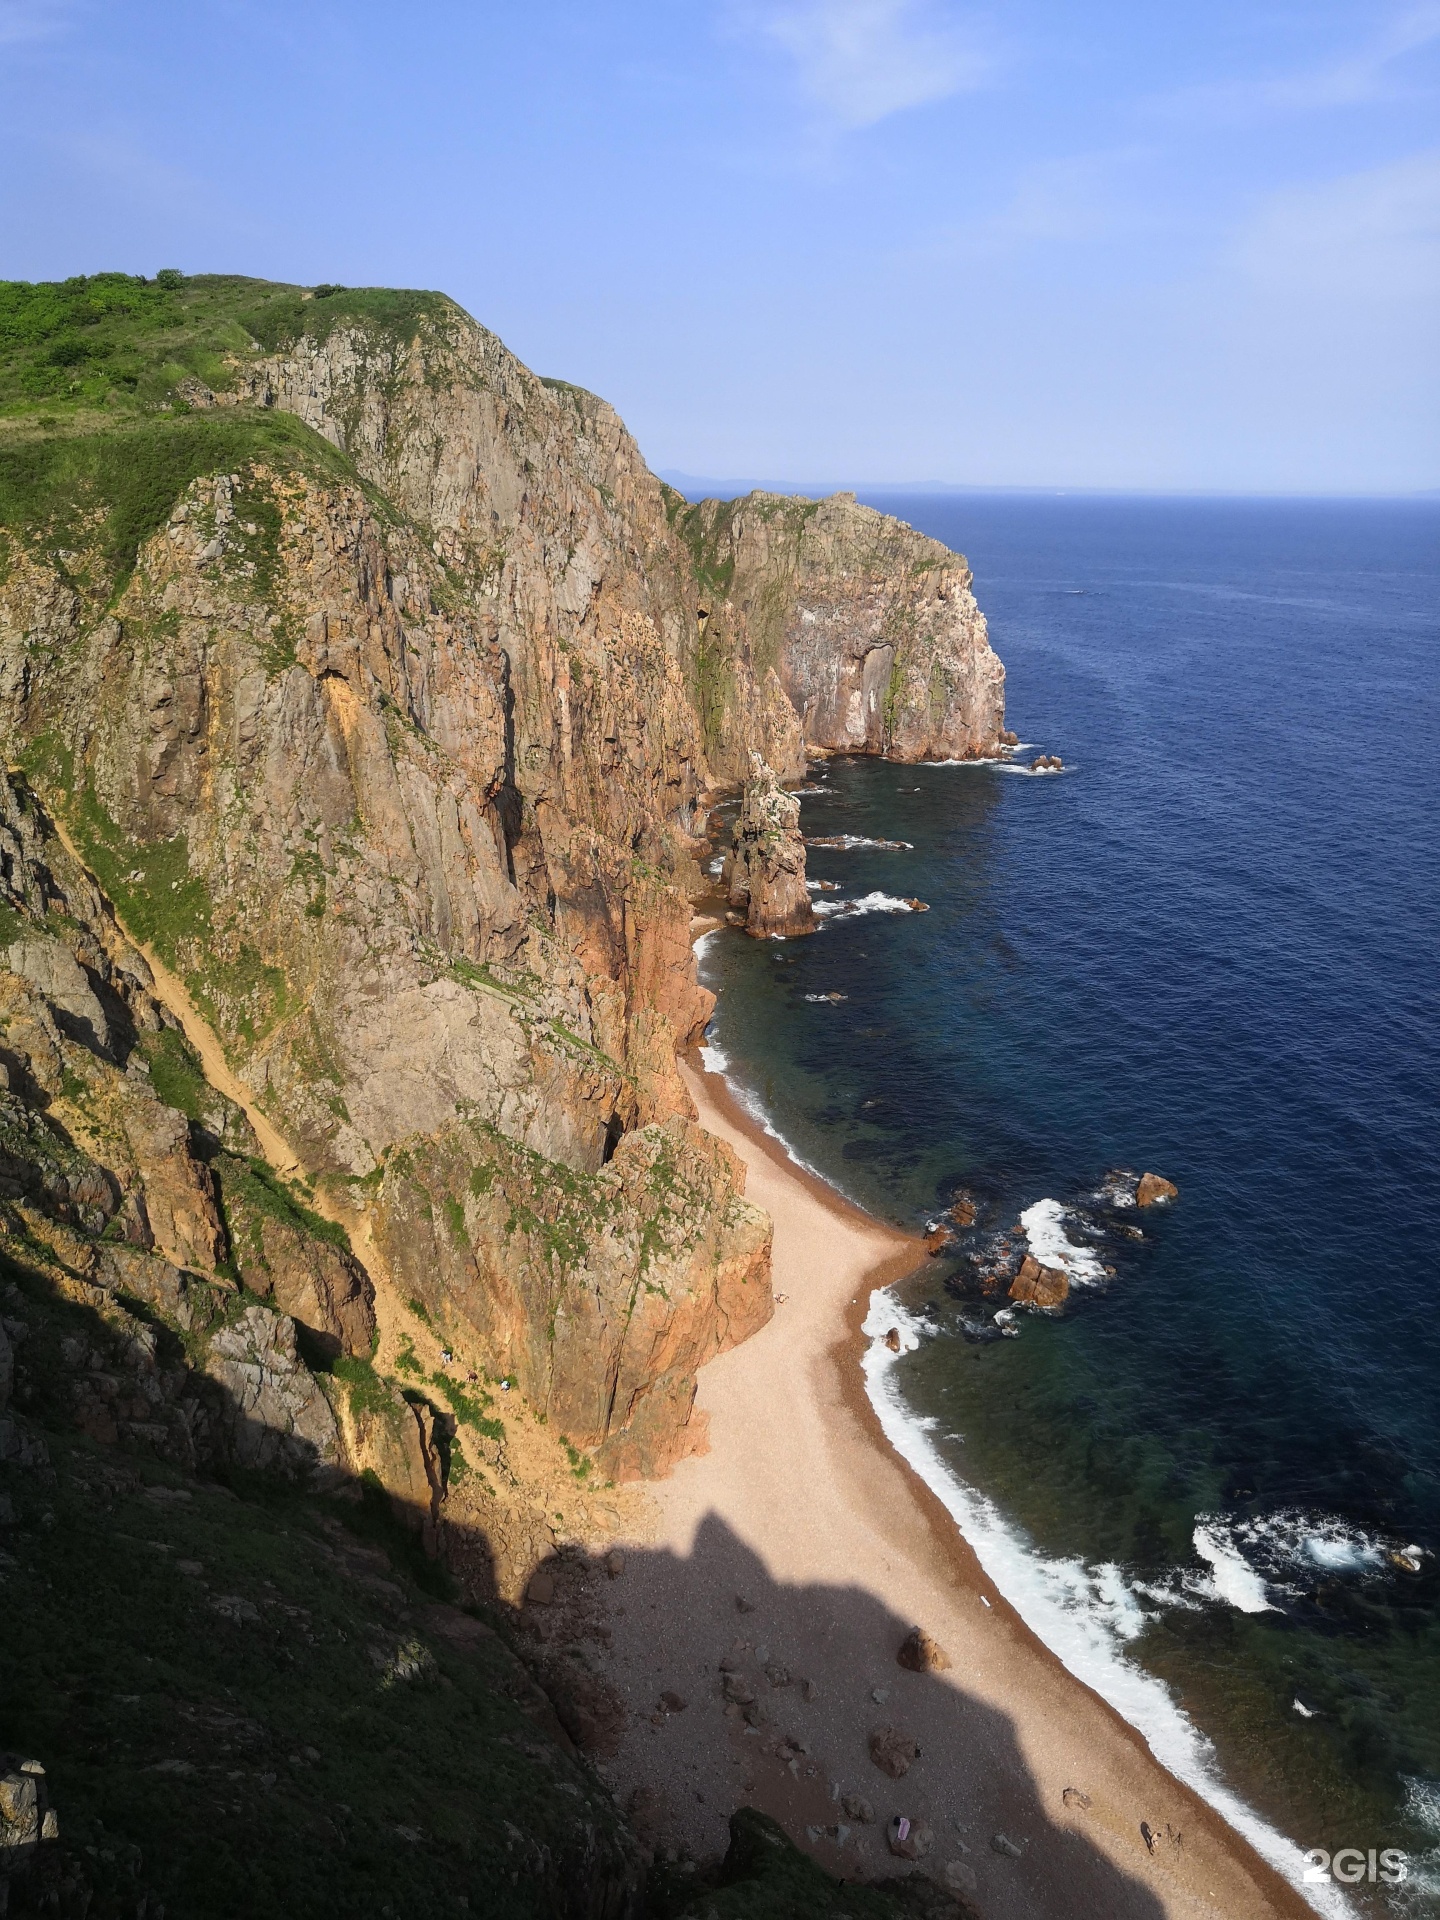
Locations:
512;1513;1191;1920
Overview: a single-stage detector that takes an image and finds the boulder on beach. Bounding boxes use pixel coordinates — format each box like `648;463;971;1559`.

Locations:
868;1725;920;1778
1009;1254;1069;1310
897;1625;952;1673
1136;1172;1178;1207
887;1814;933;1859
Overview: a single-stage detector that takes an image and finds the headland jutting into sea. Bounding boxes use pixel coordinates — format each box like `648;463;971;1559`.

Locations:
686;490;1440;1918
1;273;1434;1918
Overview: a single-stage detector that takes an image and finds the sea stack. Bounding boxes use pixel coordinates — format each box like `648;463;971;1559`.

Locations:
724;755;817;938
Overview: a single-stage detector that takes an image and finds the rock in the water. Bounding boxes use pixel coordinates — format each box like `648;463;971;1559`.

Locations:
842;1793;875;1823
723;755;816;938
1136;1172;1178;1207
868;1725;920;1778
897;1625;952;1673
945;1858;979;1893
1062;1785;1093;1811
1008;1254;1070;1310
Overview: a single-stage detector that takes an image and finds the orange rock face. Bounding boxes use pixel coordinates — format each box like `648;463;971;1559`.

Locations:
1009;1255;1070;1310
1136;1172;1179;1207
723;756;816;939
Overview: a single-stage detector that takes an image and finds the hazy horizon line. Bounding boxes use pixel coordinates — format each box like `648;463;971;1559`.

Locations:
658;470;1440;505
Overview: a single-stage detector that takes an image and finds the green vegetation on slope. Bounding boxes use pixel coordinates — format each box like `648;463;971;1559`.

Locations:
0;271;452;419
0;409;352;590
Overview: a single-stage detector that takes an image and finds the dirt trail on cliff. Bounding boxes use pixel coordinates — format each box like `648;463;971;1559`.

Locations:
592;1060;1314;1920
55;816;304;1175
43;807;403;1298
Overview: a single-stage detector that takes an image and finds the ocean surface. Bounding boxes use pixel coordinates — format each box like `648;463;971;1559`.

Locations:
694;493;1440;1916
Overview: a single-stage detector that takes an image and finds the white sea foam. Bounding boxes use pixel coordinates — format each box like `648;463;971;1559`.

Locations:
691;930;839;1186
813;891;922;919
1191;1511;1397;1599
1019;1197;1108;1285
804;834;914;851
1192;1523;1277;1613
1397;1776;1440;1910
859;1294;1355;1916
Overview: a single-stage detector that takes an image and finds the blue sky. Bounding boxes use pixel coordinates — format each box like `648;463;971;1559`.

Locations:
2;1;1437;491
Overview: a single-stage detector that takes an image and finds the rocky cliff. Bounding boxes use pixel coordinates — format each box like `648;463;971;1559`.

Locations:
669;488;1005;774
722;755;817;938
0;271;1004;1487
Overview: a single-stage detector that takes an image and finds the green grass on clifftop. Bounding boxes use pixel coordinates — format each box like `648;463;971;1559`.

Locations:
0;409;352;590
0;272;453;419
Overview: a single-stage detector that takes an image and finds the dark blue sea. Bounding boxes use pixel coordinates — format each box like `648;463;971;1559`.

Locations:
695;494;1440;1914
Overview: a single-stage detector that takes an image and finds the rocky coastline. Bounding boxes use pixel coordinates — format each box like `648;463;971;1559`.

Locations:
0;271;1009;1916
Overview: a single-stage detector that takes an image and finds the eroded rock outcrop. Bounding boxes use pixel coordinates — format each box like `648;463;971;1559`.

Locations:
723;756;816;939
671;488;1006;776
372;1111;772;1480
0;275;1005;1479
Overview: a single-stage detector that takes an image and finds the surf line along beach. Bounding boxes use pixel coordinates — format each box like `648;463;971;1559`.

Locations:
594;1052;1320;1920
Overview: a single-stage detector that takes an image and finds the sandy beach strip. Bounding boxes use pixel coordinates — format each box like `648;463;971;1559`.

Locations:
593;1053;1314;1920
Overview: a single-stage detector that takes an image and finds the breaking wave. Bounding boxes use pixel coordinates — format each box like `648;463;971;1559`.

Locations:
1019;1197;1108;1285
805;834;914;851
859;1292;1356;1917
813;891;924;919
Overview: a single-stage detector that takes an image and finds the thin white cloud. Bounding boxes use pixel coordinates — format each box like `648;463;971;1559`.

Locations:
1161;3;1440;118
736;0;995;129
0;0;71;46
1235;147;1440;304
983;149;1154;246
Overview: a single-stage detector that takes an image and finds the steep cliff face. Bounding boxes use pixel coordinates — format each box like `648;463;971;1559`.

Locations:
0;271;1004;1482
0;767;367;1480
671;489;1005;771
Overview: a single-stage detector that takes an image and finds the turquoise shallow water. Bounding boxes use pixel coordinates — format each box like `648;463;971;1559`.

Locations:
696;494;1440;1914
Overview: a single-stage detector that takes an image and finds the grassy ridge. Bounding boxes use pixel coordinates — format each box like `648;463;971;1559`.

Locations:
0;271;453;418
0;410;353;589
